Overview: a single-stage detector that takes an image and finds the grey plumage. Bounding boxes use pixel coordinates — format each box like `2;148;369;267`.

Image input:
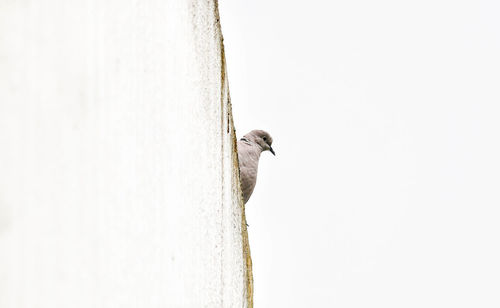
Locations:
237;130;275;204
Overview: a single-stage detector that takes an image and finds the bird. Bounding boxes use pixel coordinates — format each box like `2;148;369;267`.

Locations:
237;130;275;204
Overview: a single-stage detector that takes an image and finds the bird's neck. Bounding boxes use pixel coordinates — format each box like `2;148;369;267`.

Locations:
240;137;252;144
240;137;263;155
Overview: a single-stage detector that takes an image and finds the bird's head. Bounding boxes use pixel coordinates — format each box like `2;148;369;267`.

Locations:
244;130;275;155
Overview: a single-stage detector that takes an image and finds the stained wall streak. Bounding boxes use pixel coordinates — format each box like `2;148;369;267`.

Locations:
215;0;254;305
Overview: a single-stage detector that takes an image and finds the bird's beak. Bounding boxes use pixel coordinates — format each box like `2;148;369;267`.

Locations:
269;146;275;156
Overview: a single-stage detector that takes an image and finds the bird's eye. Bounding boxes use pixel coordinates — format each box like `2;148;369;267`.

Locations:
263;137;267;141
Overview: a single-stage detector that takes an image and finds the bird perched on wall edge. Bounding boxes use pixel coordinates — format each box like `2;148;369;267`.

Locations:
237;130;275;204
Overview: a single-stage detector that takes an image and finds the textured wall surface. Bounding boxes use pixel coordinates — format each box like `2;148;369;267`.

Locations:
0;1;251;307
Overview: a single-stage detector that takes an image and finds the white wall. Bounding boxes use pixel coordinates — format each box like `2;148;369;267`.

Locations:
0;1;250;307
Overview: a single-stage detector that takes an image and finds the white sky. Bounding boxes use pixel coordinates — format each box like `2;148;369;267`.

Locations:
219;1;500;307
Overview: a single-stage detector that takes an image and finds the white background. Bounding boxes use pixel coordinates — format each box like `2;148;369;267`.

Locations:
219;1;500;307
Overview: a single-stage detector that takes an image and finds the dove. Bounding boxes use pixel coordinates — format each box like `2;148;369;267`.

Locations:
237;130;275;204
